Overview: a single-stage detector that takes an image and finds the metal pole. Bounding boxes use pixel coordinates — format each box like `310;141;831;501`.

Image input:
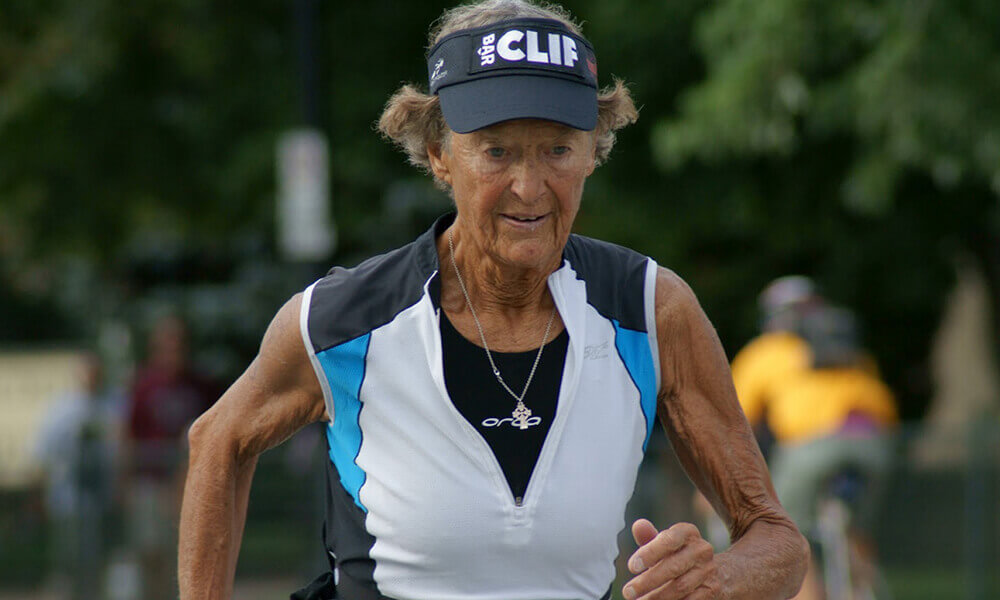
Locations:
294;0;320;127
964;418;989;600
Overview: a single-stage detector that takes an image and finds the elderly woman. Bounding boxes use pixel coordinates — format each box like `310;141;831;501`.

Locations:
178;1;808;599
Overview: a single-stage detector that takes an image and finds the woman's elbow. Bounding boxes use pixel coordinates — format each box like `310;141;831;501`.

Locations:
186;412;213;459
186;410;239;468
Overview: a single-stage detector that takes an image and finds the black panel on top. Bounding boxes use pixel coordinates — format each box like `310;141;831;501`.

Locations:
307;215;452;353
562;234;650;333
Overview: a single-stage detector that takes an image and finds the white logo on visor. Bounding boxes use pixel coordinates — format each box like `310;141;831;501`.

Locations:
431;58;448;83
485;29;578;68
478;33;496;66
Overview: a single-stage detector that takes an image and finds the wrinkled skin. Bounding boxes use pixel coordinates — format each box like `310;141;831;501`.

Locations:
178;119;808;600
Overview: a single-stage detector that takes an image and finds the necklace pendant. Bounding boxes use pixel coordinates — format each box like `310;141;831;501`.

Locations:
512;403;534;430
448;230;554;434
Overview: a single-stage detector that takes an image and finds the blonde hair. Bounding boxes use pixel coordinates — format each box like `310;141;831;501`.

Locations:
377;0;638;181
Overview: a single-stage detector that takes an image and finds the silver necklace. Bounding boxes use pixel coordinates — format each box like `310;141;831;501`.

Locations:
447;230;557;430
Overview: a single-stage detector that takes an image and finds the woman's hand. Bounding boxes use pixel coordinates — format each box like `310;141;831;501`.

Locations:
623;518;721;600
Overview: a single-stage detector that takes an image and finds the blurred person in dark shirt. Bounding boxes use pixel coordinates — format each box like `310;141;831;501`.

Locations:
125;314;218;600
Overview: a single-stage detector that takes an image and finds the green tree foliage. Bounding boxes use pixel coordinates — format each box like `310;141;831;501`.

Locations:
0;1;444;342
645;0;1000;417
654;0;1000;214
0;1;448;262
1;0;293;257
1;0;992;418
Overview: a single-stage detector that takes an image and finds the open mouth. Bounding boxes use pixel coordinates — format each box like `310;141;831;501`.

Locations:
502;214;547;223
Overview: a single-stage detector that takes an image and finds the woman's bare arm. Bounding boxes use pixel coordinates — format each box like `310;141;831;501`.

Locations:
178;293;327;600
625;268;808;600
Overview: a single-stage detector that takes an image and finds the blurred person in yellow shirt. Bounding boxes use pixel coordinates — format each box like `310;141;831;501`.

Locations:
730;276;898;599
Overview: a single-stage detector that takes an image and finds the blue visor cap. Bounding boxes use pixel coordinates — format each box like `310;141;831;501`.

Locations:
427;18;598;133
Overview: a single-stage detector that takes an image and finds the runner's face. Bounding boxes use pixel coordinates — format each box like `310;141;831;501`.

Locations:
430;119;596;271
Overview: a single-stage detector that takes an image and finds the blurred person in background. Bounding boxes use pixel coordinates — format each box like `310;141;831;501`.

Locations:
731;276;826;457
179;2;808;599
728;276;899;599
33;351;123;600
125;313;218;600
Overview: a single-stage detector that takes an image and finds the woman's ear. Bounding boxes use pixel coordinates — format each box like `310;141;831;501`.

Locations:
427;143;452;187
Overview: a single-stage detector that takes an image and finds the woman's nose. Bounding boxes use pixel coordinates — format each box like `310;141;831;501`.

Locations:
509;157;545;202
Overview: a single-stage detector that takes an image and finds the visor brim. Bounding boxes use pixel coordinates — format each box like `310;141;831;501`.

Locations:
438;75;597;134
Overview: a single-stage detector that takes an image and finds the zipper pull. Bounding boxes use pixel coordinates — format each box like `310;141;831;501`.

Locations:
514;496;523;507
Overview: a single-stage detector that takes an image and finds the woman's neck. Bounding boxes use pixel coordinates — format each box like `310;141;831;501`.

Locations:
469;260;551;314
441;226;559;318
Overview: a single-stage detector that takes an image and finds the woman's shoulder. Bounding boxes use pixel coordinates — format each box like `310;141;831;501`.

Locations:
306;233;438;352
563;233;651;272
314;232;437;297
561;234;653;299
651;265;700;318
562;234;653;329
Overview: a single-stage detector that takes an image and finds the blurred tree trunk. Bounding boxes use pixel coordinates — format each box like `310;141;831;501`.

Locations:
914;255;1000;465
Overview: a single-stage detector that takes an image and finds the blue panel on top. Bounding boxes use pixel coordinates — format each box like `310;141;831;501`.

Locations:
612;320;657;451
316;333;371;512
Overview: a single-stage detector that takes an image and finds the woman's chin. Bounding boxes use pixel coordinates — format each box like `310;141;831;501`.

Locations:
491;239;562;272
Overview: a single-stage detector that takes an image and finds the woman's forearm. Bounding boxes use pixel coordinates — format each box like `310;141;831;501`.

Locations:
178;420;258;600
178;294;326;599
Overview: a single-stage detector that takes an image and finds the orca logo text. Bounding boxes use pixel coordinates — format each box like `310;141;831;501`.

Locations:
482;416;543;428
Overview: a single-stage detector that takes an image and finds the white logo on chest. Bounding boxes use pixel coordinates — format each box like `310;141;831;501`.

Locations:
477;30;578;68
585;342;609;360
481;415;543;429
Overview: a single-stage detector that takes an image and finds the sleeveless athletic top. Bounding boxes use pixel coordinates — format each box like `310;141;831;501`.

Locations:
300;214;661;600
440;312;570;502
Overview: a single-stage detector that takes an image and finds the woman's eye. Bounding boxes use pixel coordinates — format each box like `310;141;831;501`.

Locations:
552;145;570;156
486;147;506;158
